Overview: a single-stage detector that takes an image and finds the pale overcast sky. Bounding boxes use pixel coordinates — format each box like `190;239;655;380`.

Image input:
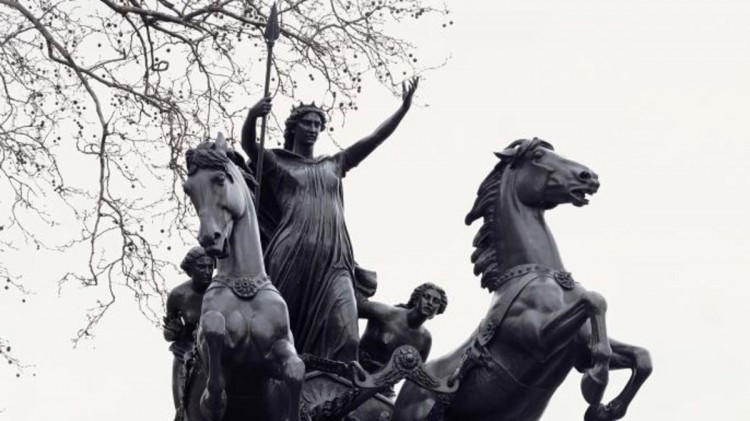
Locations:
2;0;749;419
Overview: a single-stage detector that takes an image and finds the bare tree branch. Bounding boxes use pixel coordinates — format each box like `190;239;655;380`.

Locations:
0;0;449;345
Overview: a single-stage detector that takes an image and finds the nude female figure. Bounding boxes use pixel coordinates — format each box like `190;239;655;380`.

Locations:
358;283;448;373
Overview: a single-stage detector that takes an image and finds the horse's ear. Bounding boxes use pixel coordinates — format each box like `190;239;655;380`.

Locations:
215;132;228;153
494;148;516;161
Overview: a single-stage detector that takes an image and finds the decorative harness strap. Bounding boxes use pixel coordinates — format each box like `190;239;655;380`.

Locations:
206;273;276;300
478;264;575;347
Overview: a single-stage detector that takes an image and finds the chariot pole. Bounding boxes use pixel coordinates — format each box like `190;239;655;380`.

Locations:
254;2;280;209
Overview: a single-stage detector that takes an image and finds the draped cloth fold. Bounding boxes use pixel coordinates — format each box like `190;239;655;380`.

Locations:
252;149;361;361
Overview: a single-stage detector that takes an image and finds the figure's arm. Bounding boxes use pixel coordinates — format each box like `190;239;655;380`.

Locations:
358;299;395;321
340;78;418;172
162;293;183;342
241;96;278;169
419;331;433;362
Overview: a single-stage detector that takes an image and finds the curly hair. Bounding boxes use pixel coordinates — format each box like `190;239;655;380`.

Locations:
398;283;448;315
180;246;210;274
283;103;327;150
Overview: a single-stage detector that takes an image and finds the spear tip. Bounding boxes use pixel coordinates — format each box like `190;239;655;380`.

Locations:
264;2;280;43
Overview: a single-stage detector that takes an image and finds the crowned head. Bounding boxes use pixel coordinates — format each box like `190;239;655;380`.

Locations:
283;102;328;151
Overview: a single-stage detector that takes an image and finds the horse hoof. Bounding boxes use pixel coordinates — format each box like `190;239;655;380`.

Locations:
584;401;627;421
581;369;608;404
604;399;627;419
584;404;606;421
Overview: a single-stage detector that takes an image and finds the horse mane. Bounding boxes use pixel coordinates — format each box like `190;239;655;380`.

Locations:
465;138;554;291
465;159;507;291
186;141;258;193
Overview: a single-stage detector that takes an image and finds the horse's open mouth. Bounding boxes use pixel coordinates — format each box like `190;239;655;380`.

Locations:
570;188;595;206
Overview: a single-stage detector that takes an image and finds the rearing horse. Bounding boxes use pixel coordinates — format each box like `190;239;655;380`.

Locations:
393;139;652;421
182;135;304;421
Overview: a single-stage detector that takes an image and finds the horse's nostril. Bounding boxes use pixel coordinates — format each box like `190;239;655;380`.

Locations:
579;171;592;180
198;234;214;247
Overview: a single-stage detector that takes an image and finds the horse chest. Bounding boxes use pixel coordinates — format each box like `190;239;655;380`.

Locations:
521;279;565;312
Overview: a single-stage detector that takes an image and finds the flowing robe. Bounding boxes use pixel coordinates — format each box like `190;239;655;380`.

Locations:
256;148;360;362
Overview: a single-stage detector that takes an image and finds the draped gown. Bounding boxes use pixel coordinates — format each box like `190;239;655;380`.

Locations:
256;148;360;362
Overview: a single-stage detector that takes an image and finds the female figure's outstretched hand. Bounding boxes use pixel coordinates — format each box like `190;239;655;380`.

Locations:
401;77;419;110
338;76;420;172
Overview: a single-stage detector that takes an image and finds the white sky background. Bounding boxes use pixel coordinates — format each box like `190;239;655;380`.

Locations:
2;0;750;419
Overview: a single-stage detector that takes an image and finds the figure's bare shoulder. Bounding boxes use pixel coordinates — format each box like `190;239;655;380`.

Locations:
167;280;193;305
171;280;194;294
359;299;399;321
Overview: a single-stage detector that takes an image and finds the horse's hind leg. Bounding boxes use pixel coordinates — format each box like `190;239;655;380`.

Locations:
198;311;228;421
266;338;305;421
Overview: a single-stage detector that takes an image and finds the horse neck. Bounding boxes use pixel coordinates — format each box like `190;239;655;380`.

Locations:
494;172;564;273
215;188;267;279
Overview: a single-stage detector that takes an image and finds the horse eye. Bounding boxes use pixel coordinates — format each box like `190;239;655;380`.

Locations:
532;150;545;161
212;173;226;186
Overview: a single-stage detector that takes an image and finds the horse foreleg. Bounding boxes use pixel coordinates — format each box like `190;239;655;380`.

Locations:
608;340;652;414
578;291;612;407
198;311;228;421
529;290;606;356
582;339;652;421
392;380;441;421
266;339;305;421
534;290;611;405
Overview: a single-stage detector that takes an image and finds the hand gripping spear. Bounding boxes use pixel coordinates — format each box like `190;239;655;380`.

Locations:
254;2;280;209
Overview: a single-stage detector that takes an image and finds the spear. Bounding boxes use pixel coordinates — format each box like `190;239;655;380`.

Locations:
254;2;280;209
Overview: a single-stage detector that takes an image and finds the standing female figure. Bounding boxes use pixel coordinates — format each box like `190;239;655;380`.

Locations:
241;78;419;362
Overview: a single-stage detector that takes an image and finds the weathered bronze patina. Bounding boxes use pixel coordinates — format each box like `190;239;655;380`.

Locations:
181;135;304;421
392;139;653;421
241;78;419;362
358;283;448;378
163;246;213;410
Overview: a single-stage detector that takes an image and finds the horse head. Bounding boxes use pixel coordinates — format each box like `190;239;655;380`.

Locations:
184;133;251;258
496;138;600;209
465;138;603;291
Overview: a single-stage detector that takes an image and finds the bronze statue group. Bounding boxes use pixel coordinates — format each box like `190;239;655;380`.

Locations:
163;78;652;421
